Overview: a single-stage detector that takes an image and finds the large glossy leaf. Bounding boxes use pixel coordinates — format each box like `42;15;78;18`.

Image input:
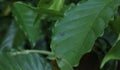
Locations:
101;40;120;68
51;0;117;69
0;53;53;70
11;2;40;46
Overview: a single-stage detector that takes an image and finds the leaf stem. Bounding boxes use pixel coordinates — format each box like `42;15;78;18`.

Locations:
11;50;54;56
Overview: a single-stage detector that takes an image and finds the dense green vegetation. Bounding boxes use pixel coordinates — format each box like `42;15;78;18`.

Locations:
0;0;120;70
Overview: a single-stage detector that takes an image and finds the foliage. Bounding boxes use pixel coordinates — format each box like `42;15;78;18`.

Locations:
0;0;120;70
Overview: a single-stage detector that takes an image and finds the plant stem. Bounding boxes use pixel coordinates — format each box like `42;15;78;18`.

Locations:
11;50;54;56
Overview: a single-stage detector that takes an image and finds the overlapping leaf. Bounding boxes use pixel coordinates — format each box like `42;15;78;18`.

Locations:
101;40;120;68
0;23;25;51
38;0;64;11
11;2;40;46
110;16;120;34
51;0;117;70
0;53;53;70
38;0;53;9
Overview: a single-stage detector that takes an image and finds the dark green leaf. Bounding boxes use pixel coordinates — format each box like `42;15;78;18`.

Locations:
0;53;53;70
0;23;25;51
13;23;25;50
38;0;65;11
51;0;117;69
38;0;53;9
11;2;40;47
35;8;64;17
110;16;120;34
101;40;120;68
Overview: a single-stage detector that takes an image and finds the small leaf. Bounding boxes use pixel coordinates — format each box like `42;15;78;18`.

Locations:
49;0;65;11
110;16;120;34
11;2;40;47
38;0;53;9
35;8;64;17
101;40;120;68
51;0;117;69
0;53;53;70
35;0;64;24
38;0;65;11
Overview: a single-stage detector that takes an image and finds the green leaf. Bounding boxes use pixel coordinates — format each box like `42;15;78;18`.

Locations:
35;8;64;17
0;23;16;51
11;2;40;47
51;0;117;69
101;40;120;68
38;0;53;9
35;0;64;24
13;24;25;50
0;53;53;70
110;16;120;34
0;23;25;51
37;0;64;17
118;34;120;41
38;0;65;11
49;0;65;11
57;58;73;70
